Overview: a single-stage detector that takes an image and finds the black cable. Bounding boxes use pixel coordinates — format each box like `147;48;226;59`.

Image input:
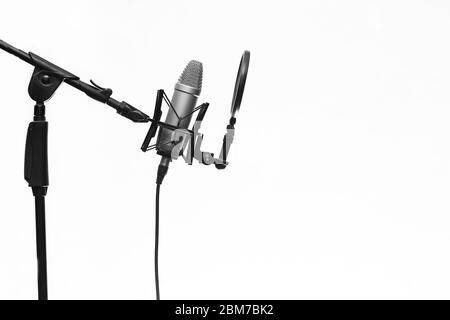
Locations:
155;160;168;300
155;183;161;300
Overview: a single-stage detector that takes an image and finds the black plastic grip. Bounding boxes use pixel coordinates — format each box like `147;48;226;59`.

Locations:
24;121;49;187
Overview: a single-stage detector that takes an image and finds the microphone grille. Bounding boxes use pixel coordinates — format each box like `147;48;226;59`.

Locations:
178;60;203;92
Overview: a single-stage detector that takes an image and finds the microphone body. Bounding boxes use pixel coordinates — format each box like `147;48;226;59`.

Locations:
156;60;203;157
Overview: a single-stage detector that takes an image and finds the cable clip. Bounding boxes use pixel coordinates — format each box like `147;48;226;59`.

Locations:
90;79;113;98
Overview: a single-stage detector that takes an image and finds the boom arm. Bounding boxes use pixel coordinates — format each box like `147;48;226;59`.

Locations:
0;38;150;122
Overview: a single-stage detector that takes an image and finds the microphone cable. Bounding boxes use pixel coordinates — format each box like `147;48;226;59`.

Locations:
154;183;161;300
154;160;169;300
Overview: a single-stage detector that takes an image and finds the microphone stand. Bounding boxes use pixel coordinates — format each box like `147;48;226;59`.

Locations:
0;38;152;300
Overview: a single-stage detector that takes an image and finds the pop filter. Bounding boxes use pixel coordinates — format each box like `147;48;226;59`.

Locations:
230;51;250;118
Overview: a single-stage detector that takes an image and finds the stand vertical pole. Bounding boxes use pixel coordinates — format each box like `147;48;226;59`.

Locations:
25;102;49;300
33;187;48;300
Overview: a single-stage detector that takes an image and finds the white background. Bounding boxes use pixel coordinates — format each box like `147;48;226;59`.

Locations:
1;0;450;300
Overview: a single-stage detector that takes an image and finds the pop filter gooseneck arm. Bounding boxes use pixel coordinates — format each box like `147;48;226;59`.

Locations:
0;38;154;300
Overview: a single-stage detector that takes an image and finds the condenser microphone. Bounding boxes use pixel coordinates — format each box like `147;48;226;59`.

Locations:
156;61;202;156
155;60;203;184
